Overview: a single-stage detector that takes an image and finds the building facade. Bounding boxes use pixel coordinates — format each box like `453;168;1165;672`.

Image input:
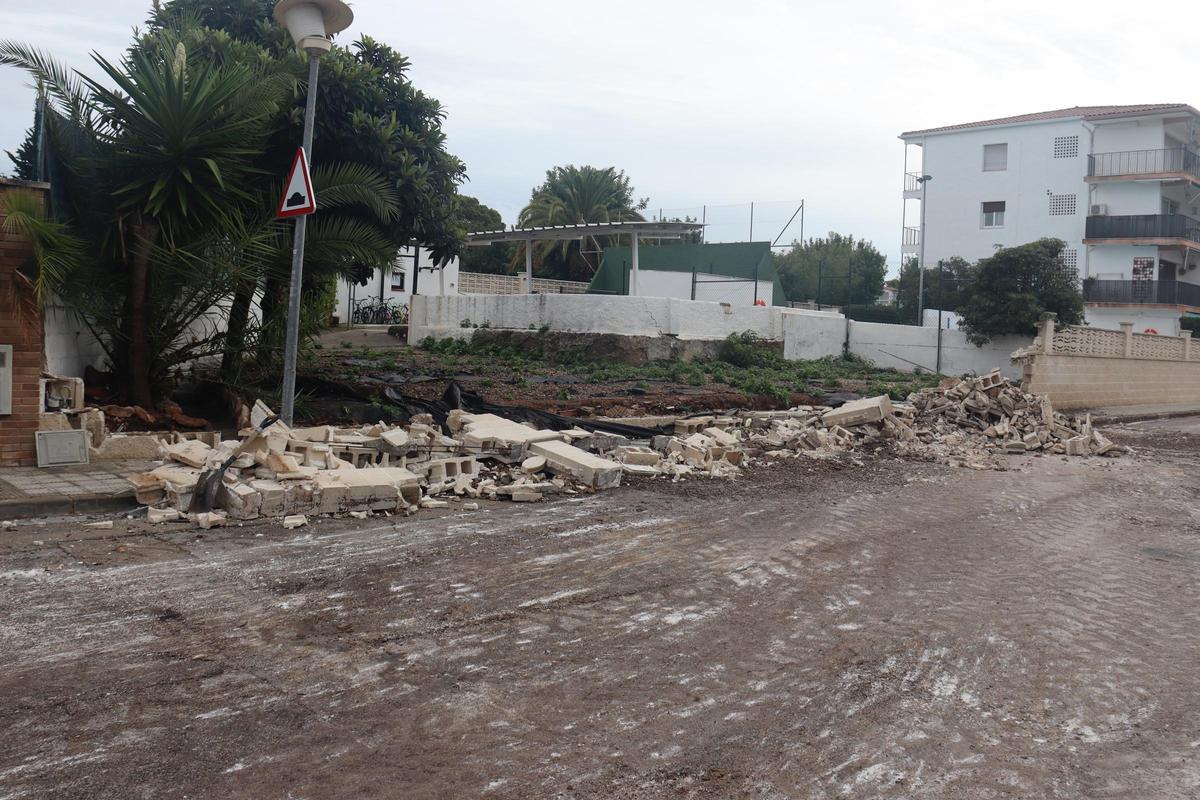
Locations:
332;247;459;325
901;104;1200;333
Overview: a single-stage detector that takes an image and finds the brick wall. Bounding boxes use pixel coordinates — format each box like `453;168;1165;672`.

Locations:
0;180;50;466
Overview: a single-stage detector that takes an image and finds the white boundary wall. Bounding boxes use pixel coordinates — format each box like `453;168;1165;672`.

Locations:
408;294;840;343
849;321;1027;378
43;302;107;377
408;294;1028;377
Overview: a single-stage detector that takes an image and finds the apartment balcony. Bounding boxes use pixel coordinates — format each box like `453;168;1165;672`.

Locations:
1083;279;1200;309
1084;213;1200;249
1086;147;1200;184
902;172;923;199
901;225;920;254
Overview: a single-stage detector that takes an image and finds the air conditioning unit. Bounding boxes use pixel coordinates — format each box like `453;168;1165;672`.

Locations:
1090;204;1108;216
0;344;11;415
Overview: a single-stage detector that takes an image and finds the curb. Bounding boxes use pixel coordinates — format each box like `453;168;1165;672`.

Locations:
0;492;138;521
1090;409;1200;426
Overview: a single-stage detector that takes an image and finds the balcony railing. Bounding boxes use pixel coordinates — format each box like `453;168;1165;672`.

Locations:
1088;147;1200;179
902;226;920;246
903;172;923;192
1083;279;1200;308
1085;213;1200;243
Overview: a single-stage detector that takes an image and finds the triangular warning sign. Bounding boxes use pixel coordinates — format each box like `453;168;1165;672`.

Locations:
277;147;315;218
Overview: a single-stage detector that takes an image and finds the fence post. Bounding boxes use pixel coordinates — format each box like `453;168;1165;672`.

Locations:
1182;330;1192;361
1039;313;1057;354
1120;321;1133;357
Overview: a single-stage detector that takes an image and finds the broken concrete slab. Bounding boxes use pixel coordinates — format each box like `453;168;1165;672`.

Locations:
162;439;213;469
529;439;622;489
821;395;893;428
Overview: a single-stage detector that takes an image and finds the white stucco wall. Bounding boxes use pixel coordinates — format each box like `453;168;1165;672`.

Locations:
43;303;107;377
847;321;1027;378
407;294;841;344
408;294;1023;377
781;312;845;361
1083;306;1181;335
637;269;773;305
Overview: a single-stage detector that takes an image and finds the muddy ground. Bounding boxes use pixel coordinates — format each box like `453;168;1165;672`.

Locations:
3;419;1200;798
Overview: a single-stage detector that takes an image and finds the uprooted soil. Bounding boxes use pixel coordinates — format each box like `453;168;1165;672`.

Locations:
4;420;1200;798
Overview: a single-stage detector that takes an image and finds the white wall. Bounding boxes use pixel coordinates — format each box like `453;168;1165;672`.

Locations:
921;309;962;330
334;247;458;324
848;321;1027;378
408;294;841;344
781;312;845;361
408;294;1025;378
1084;306;1180;336
42;303;107;377
637;269;773;305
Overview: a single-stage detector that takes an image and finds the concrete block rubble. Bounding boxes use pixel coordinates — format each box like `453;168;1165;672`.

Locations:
127;370;1124;527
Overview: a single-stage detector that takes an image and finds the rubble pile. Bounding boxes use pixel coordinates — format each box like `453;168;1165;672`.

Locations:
128;371;1125;527
129;402;630;528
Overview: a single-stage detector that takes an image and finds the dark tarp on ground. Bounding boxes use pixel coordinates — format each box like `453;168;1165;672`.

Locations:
380;381;674;439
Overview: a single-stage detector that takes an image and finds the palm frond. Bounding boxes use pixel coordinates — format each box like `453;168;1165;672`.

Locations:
312;162;401;222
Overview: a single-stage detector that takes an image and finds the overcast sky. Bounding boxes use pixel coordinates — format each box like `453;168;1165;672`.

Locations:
4;0;1198;271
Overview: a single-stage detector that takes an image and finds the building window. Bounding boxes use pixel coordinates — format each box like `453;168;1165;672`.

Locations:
1048;194;1077;216
982;143;1008;171
1162;198;1180;216
1053;135;1079;159
1132;257;1155;281
1057;248;1078;281
981;201;1006;228
390;273;406;292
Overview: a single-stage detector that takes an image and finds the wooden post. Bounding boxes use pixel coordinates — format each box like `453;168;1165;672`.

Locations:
1120;322;1133;357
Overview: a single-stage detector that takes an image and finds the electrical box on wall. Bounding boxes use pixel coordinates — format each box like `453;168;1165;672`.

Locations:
0;344;12;415
36;430;90;467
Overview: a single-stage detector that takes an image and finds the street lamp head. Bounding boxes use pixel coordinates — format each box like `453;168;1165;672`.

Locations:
918;174;933;183
274;0;354;55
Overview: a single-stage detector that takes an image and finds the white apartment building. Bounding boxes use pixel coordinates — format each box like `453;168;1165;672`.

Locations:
900;104;1200;334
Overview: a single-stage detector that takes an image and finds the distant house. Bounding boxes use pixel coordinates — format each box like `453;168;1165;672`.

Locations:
876;285;898;305
900;103;1200;335
591;242;785;306
332;246;458;325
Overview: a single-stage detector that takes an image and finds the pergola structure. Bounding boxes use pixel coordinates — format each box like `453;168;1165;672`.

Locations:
466;221;706;295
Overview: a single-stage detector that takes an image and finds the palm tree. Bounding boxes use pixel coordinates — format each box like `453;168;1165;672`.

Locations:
2;30;288;406
517;165;647;281
3;28;403;407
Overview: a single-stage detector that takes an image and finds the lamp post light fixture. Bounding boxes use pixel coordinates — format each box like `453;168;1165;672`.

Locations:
273;0;354;425
915;174;932;325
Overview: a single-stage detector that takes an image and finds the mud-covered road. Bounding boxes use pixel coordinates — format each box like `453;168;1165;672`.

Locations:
3;420;1200;799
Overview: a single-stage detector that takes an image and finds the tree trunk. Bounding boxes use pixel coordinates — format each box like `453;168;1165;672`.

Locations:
221;276;256;380
126;221;158;409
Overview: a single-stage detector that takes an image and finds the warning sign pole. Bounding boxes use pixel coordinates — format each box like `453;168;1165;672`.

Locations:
279;54;321;425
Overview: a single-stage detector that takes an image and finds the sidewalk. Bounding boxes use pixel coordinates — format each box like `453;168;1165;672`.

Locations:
0;460;148;520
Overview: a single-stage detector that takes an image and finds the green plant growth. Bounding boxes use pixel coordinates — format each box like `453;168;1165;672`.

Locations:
410;330;940;405
957;238;1084;345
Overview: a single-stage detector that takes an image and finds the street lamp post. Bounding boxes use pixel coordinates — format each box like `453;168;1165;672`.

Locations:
915;174;932;326
274;0;354;425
